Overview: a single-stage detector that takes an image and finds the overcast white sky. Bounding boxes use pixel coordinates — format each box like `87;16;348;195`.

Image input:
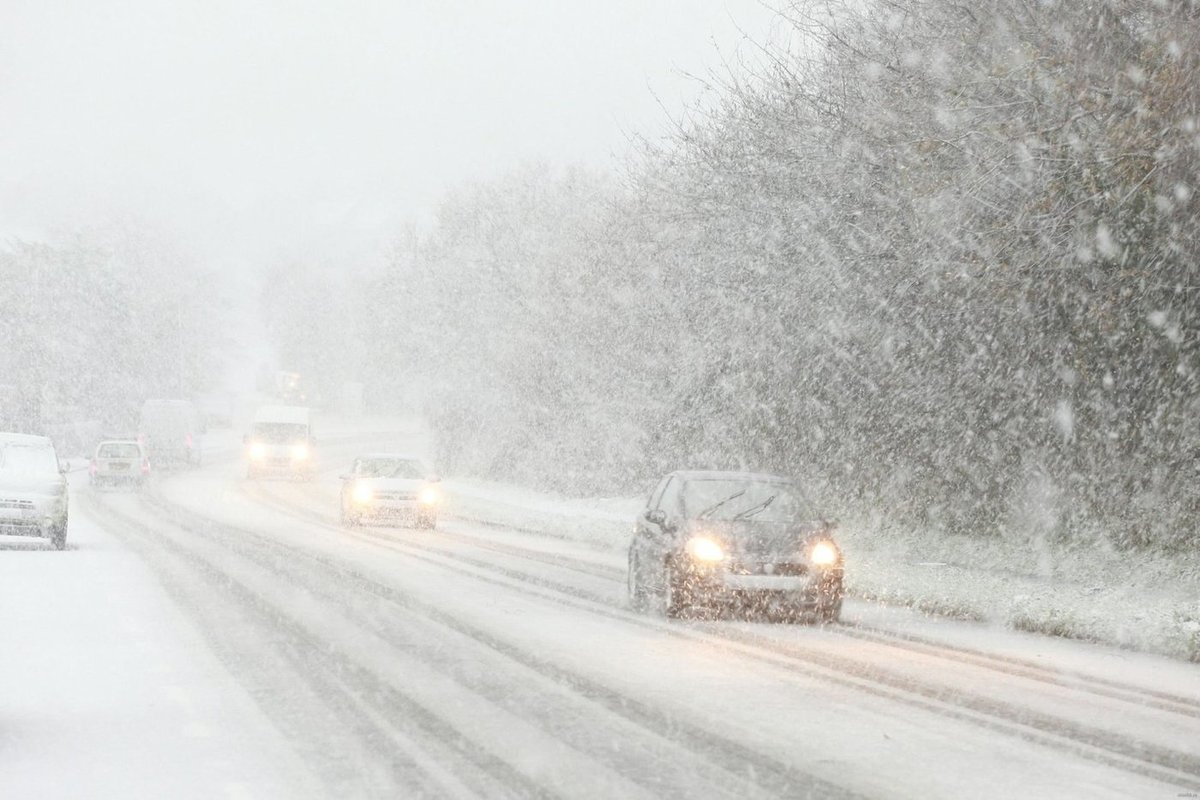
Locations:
0;0;783;266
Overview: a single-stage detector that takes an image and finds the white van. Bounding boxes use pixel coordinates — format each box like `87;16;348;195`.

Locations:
244;405;315;480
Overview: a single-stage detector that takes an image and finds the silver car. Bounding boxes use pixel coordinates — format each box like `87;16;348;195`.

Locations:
0;432;69;549
89;439;149;488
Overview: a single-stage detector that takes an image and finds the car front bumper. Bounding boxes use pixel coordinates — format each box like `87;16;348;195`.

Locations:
351;500;435;519
684;564;843;608
0;500;64;537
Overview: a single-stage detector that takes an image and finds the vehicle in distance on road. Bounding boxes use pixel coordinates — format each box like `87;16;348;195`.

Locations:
89;439;149;488
139;398;203;468
628;470;844;622
340;453;441;529
0;432;69;549
245;405;316;480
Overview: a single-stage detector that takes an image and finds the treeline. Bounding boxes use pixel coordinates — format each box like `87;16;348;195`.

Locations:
0;228;228;438
275;0;1200;550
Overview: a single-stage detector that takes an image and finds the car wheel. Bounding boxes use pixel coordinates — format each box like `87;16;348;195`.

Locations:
50;519;67;551
627;548;648;611
816;595;842;624
662;558;692;619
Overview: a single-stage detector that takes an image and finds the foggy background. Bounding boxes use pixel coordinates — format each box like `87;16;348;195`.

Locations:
0;0;782;263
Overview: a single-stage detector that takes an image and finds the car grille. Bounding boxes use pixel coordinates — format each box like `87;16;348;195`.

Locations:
728;561;808;577
374;491;416;502
0;498;36;511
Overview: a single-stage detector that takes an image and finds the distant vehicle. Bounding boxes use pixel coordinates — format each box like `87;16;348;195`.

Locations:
244;405;316;480
274;371;308;404
627;470;844;622
89;439;149;488
196;392;235;429
138;399;203;468
0;432;69;549
339;454;440;529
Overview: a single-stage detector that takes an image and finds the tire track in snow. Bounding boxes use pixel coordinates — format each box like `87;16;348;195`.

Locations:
241;478;1200;793
129;484;861;800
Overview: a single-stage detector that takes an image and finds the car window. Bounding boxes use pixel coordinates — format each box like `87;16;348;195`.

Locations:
0;444;59;476
681;478;815;522
647;476;670;509
251;422;308;442
358;458;425;479
99;443;141;458
658;476;682;515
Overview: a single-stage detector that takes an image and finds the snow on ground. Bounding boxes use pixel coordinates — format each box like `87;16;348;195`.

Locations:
0;471;317;800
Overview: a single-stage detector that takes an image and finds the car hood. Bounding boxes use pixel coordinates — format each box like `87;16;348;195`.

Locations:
0;471;64;497
686;519;831;559
353;477;427;491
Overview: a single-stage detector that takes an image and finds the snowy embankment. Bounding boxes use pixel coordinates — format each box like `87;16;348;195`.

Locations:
441;478;1200;663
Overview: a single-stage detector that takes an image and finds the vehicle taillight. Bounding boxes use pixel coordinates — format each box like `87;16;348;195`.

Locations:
185;433;193;447
141;460;151;474
89;459;97;475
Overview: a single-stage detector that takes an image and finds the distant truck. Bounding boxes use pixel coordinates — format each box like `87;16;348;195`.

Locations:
138;399;203;468
244;405;315;480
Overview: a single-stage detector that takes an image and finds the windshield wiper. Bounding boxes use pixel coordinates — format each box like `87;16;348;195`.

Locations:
697;489;747;519
733;495;776;520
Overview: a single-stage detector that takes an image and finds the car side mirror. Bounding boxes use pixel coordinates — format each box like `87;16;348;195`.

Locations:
646;509;667;526
339;473;352;481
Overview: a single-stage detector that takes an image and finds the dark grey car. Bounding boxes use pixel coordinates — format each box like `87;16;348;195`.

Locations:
627;470;844;622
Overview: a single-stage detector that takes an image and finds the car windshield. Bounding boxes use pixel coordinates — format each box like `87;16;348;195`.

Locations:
252;423;308;443
0;444;59;476
357;458;425;479
683;478;815;522
98;443;141;459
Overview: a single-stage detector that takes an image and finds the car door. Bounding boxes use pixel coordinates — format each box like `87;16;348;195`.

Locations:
633;475;676;588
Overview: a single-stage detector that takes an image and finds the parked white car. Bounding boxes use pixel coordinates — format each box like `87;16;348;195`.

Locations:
0;432;69;549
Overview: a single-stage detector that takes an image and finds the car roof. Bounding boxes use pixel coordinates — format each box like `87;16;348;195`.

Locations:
355;452;426;462
97;439;141;447
0;432;54;447
253;405;310;424
669;470;794;484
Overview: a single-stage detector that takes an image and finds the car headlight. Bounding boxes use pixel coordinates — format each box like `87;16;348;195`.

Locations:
419;486;441;505
291;443;309;460
810;541;838;566
248;442;267;460
685;536;725;562
352;482;373;503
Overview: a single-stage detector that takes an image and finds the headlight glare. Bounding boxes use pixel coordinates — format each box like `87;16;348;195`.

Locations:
291;443;309;460
686;536;725;562
810;541;838;566
419;486;441;505
352;482;373;504
248;442;267;460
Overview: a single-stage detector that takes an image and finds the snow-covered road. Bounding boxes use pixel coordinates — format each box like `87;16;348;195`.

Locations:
4;429;1199;799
